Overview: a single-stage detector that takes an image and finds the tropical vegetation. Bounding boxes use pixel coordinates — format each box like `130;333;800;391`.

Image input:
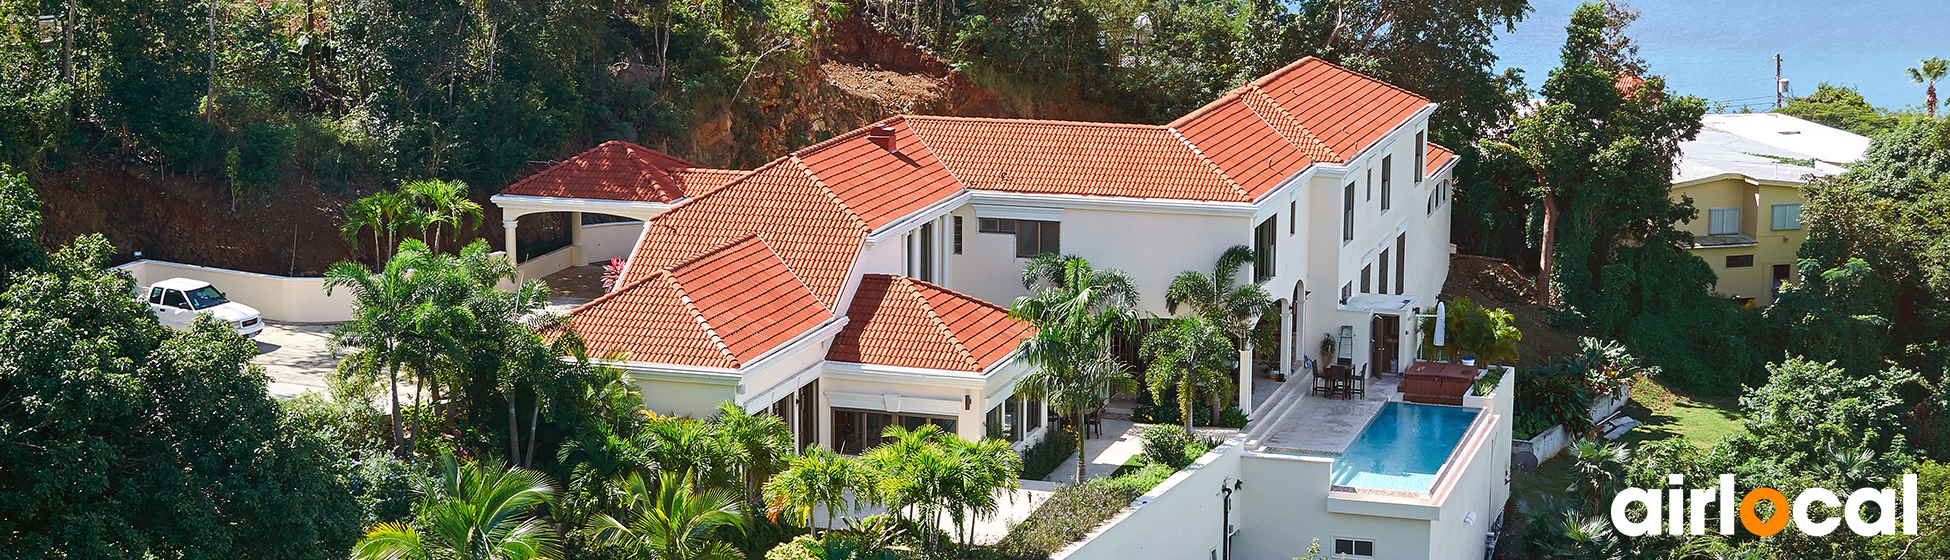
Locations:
1008;253;1141;484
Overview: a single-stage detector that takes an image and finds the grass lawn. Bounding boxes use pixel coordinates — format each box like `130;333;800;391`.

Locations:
1616;376;1745;449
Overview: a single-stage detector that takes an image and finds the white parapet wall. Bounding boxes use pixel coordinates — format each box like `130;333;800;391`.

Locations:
1054;438;1248;560
115;260;354;323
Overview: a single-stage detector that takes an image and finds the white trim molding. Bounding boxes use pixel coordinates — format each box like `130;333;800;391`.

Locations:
491;194;677;221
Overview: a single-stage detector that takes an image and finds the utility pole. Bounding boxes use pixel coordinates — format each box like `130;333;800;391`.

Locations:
1774;53;1783;109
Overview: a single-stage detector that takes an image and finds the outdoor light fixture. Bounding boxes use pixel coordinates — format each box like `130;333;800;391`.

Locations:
965;394;972;410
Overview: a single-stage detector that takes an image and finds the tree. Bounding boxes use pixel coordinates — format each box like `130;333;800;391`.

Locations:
764;447;858;537
1907;57;1948;118
0;166;44;289
352;453;562;560
1777;83;1902;138
326;240;444;458
1010;254;1142;484
0;235;360;559
403;178;484;255
1139;317;1235;432
341;191;423;269
708;401;793;511
1163;245;1277;400
584;472;747;560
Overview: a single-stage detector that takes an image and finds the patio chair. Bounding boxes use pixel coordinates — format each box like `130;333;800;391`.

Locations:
1347;364;1367;398
1084;407;1103;439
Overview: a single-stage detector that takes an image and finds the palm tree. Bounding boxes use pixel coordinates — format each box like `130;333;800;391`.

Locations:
1140;317;1235;432
341;190;423;268
1908;57;1948;118
404;178;484;255
708;401;794;511
638;416;735;490
352;453;562;560
584;471;747;560
859;424;951;549
1009;254;1141;484
1163;245;1276;414
940;436;1020;552
764;446;857;537
326;240;444;458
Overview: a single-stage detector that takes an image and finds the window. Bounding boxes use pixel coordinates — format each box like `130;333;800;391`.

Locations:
797;380;819;452
1395;234;1406;295
1771;203;1802;230
953;216;963;254
1333;538;1374;557
1378;249;1389;297
1772;264;1792;299
919;222;935;282
1365;169;1372;201
986;401;1018;442
1360;265;1371;294
1414;131;1426;182
1708;207;1740;236
1340;282;1352;304
1342;183;1356;242
904;233;915;277
1428;190;1437;215
148;286;164;304
1380;155;1393;211
836;408;955;454
979;218;1060;258
1025;398;1043;431
1289;200;1296;235
1726;255;1754;268
1254;217;1277;282
162;289;190;309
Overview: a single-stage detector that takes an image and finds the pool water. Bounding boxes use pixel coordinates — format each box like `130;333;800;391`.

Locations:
1330;402;1481;493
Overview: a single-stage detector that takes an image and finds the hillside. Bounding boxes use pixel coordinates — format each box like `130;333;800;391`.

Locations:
1440;255;1579;368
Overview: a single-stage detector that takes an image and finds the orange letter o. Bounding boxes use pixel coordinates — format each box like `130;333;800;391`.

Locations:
1740;488;1790;536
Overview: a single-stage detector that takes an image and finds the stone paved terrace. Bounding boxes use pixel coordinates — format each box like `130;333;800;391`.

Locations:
1252;375;1401;456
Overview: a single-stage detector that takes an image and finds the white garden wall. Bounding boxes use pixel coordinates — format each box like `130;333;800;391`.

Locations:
115;259;354;323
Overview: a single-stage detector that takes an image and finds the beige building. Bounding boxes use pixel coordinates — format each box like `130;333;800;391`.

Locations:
1671;113;1869;306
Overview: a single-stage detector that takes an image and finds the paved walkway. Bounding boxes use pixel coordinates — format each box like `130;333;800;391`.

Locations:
252;322;338;399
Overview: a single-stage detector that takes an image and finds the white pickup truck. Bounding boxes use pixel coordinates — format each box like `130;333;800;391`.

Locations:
140;278;266;338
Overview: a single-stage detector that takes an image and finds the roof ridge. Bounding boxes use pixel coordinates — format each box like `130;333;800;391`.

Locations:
1257;56;1430;104
793;116;903;158
902;275;1017;316
895;276;981;371
1165;128;1252;200
662;273;741;368
903;114;1165;130
644;156;798;221
899;118;976;192
788;155;871;234
1244;85;1343;162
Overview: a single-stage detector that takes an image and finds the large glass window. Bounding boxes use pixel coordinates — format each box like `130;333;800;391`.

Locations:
834;408;955;454
1254;217;1277;282
979;218;1059;258
1770;203;1802;230
1709;207;1741;235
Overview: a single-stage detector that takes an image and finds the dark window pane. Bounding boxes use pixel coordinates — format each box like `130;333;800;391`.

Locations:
1726;255;1754;268
1040;222;1059;255
1360;266;1371;294
1355;540;1373;556
1395;234;1406;294
953;216;963;254
1335;540;1353;554
834;410;861;455
1016;223;1037;257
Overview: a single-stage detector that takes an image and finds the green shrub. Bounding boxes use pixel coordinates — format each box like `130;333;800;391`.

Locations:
1020;426;1078;481
1097;463;1176;497
764;535;821;560
995;481;1133;559
1132;401;1247;428
1140;425;1193;468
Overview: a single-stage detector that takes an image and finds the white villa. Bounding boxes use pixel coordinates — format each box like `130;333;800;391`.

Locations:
492;57;1508;559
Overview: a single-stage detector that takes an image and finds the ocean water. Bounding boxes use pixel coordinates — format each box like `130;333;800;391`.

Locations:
1492;0;1950;112
1329;402;1481;493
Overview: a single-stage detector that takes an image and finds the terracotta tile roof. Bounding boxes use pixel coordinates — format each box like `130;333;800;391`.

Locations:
1171;95;1313;198
499;141;701;202
1251;57;1430;160
1425;143;1456;177
666;168;752;194
828;275;1032;372
569;234;832;368
792;119;968;229
905;116;1249;202
619;159;867;308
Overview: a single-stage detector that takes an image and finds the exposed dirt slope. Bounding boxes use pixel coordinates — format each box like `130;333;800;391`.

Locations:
1441;255;1580;367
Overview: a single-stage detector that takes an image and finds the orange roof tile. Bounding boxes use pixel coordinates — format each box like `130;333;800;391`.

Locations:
793;119;967;229
1171;96;1313;198
1425;143;1456;177
620;159;867;309
666;168;752;194
828;275;1032;372
569;234;832;368
1253;58;1430;159
905;116;1248;202
499;141;700;202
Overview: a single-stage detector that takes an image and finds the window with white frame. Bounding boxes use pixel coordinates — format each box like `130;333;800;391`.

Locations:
1708;207;1740;236
1342;183;1356;242
1414;131;1426;182
1380;155;1393;211
1771;203;1802;230
1333;538;1374;557
979;218;1059;258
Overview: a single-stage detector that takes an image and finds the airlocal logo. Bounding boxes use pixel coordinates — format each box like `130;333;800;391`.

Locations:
1610;474;1919;537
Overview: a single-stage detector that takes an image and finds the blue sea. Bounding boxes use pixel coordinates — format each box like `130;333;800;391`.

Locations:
1492;0;1950;112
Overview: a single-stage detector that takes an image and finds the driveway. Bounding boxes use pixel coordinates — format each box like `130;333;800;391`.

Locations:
252;322;339;399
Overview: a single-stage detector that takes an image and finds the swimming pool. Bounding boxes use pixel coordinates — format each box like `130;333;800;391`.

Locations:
1330;402;1481;494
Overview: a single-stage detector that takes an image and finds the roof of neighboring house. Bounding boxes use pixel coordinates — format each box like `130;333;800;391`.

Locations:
827;275;1033;372
500;141;702;202
535;57;1450;372
1674;113;1870;186
568;234;832;368
1426;143;1457;178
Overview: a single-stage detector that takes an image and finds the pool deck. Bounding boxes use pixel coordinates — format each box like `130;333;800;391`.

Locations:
1251;375;1402;456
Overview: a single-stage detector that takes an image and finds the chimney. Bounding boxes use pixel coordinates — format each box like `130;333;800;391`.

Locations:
867;125;900;154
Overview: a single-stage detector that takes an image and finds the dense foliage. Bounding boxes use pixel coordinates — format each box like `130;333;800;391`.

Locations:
1776;83;1912;138
0;177;361;558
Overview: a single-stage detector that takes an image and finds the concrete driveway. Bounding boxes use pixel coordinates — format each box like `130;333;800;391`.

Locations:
252;322;339;399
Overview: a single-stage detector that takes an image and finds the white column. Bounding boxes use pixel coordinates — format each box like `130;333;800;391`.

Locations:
569;211;584;266
1279;301;1293;380
1239;342;1254;416
503;218;520;281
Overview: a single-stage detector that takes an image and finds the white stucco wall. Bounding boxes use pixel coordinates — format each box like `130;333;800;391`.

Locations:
944;203;1252;315
1054;438;1248;560
580;221;645;264
116;259;355;323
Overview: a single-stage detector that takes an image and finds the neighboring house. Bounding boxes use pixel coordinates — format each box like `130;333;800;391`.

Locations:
1671;113;1870;306
493;57;1460;456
